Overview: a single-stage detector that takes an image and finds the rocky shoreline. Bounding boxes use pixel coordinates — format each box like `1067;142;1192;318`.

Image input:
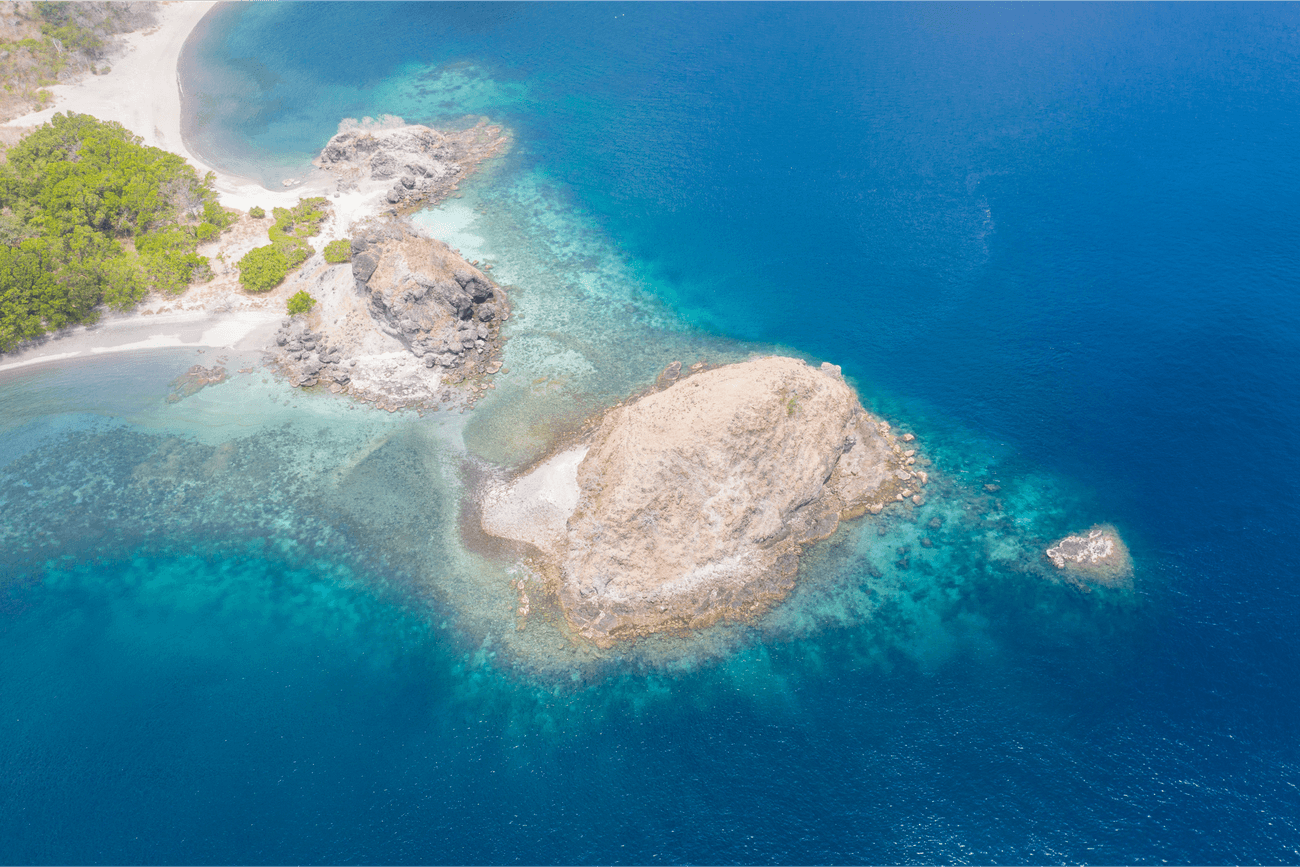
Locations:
250;117;515;413
480;356;931;646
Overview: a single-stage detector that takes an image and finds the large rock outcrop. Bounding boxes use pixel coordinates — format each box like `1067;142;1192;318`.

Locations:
350;220;508;374
312;115;507;210
268;219;508;407
481;356;918;646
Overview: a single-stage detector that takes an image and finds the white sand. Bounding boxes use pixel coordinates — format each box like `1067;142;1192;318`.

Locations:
480;447;588;556
0;1;386;371
0;309;279;374
3;1;326;214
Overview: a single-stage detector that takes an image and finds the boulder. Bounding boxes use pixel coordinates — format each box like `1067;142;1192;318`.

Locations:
352;252;379;283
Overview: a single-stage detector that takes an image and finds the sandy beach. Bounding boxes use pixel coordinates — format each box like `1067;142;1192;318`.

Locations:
0;1;388;372
3;1;330;213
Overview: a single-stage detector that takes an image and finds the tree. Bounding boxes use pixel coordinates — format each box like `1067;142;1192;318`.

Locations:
237;244;289;293
0;112;222;347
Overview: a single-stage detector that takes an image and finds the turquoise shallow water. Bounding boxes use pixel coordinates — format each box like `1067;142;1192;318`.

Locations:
2;2;1299;863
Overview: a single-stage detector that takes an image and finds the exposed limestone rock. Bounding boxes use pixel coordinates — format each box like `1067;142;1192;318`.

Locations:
481;356;911;647
312;115;507;211
1045;525;1133;587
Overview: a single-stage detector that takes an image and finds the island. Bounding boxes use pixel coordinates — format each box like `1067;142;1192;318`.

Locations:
480;356;923;646
1044;525;1134;587
0;2;1137;648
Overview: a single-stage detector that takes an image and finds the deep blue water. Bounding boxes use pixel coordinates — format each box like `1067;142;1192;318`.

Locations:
2;3;1299;863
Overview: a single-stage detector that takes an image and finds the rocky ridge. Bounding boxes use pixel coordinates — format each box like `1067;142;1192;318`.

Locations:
481;356;928;646
350;219;509;374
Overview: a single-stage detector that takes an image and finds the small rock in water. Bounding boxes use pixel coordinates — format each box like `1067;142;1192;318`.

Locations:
1044;525;1133;587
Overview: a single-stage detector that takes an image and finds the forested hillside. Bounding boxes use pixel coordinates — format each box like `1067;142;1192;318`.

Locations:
0;1;157;122
0;111;231;351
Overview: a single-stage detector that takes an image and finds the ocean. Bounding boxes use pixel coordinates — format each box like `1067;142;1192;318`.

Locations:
2;3;1298;863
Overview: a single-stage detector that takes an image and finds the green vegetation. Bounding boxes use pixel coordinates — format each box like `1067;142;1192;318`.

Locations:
268;198;327;265
248;205;265;219
0;112;233;351
286;290;317;316
0;3;154;123
237;197;329;293
34;2;107;57
323;238;351;264
786;395;799;416
237;245;289;294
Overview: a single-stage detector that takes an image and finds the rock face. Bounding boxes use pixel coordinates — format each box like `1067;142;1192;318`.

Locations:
481;356;912;646
350;220;508;374
1045;525;1133;586
268;218;508;407
312;116;507;209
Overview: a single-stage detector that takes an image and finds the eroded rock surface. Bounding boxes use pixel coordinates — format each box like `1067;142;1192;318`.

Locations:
312;116;507;210
268;219;508;409
1045;525;1133;587
350;220;508;373
482;356;915;646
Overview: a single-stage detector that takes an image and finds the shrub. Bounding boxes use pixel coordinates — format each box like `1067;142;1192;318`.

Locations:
202;200;234;229
323;239;351;264
286;290;316;316
237;244;289;293
248;206;265;219
195;222;219;242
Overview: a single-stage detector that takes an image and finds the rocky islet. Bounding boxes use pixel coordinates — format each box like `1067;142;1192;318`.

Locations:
268;117;1134;646
480;356;937;646
1044;525;1134;587
313;116;508;211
